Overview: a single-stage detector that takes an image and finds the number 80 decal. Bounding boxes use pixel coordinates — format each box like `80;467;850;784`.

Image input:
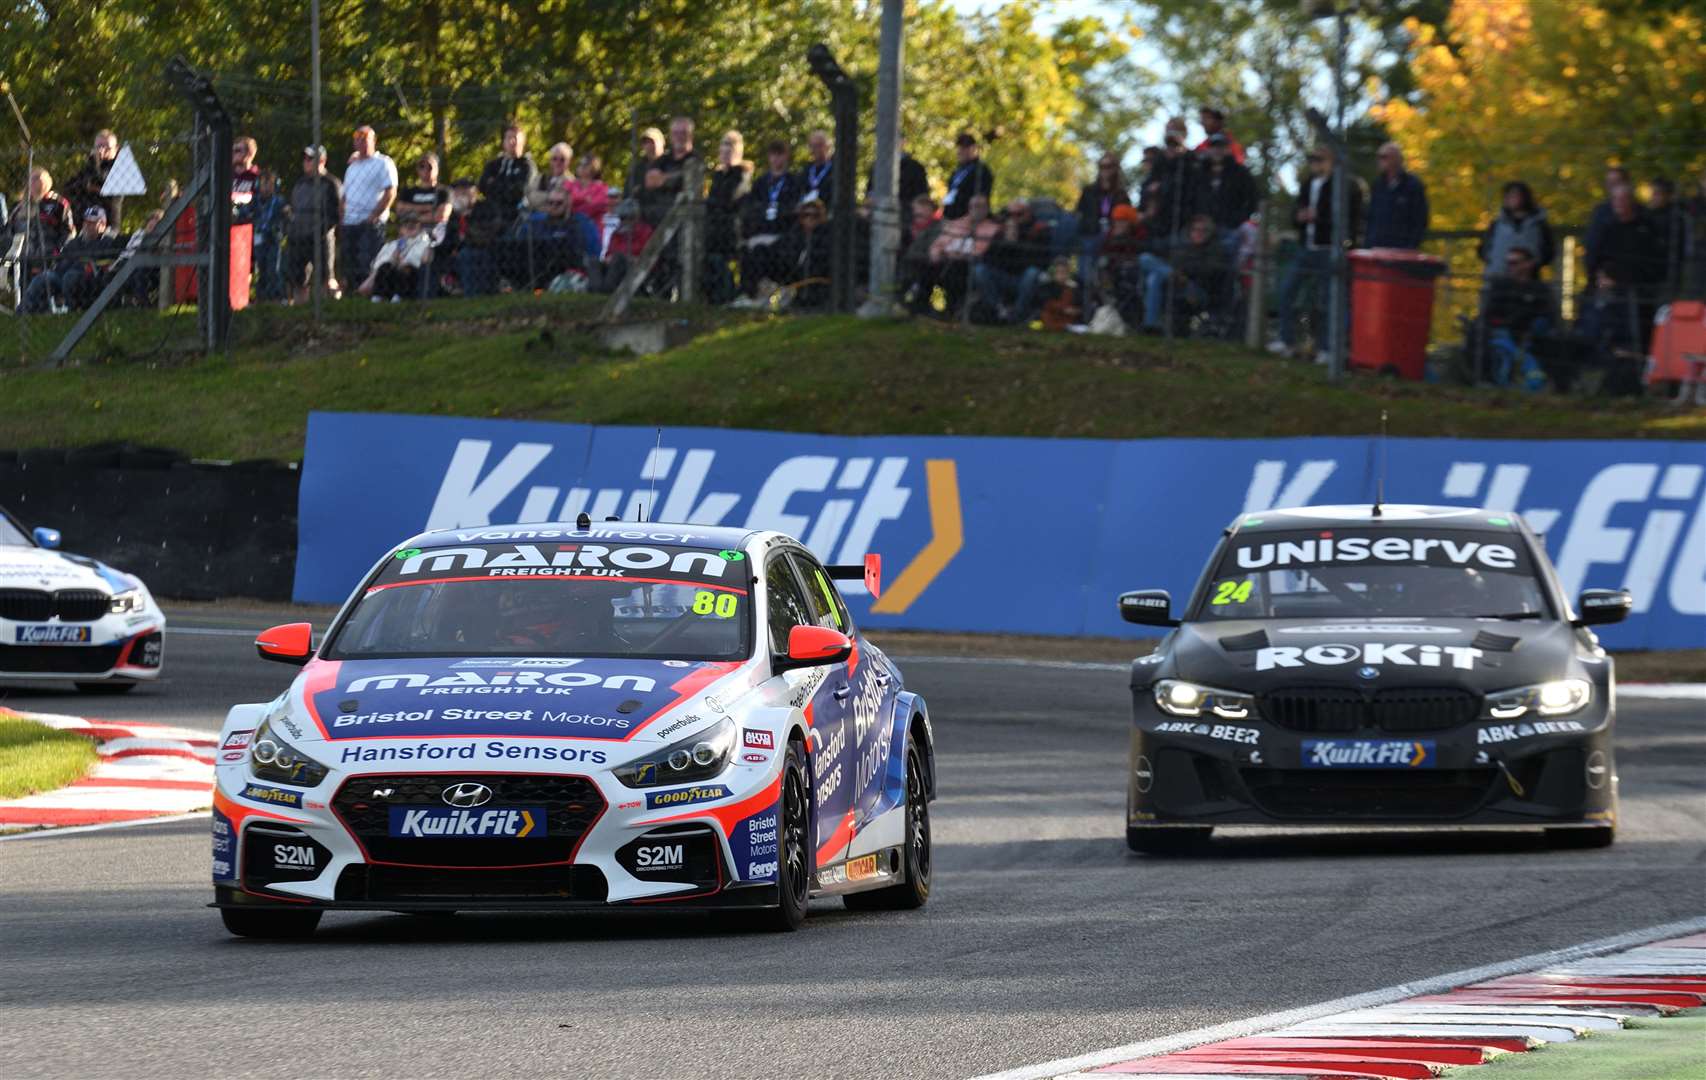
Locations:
692;590;740;618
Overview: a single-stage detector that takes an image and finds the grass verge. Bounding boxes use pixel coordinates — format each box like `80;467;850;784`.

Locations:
2;293;1700;461
1462;1013;1706;1080
0;711;99;801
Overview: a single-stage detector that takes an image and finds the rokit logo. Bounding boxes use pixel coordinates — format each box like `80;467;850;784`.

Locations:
425;442;914;585
1255;642;1485;672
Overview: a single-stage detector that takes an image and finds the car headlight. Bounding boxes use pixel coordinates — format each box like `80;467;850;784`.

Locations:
248;719;330;787
108;589;145;614
613;716;736;789
1484;678;1593;720
1154;679;1254;720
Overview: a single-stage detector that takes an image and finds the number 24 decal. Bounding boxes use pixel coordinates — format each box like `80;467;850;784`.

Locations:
692;590;740;618
1212;579;1253;605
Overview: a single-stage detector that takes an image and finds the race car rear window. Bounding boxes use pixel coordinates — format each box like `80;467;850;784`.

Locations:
325;542;753;661
1197;528;1550;620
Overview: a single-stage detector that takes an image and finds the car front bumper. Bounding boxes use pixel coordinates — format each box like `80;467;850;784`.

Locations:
0;619;165;682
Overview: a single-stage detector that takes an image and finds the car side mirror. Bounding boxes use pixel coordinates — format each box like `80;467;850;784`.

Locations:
1119;589;1179;627
256;622;314;665
779;625;854;671
1575;588;1633;627
32;526;61;550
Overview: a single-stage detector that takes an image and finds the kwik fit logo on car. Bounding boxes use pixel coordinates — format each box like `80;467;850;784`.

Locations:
389;806;546;838
1303;739;1435;769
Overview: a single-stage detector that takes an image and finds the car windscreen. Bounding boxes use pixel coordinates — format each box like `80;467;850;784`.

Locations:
326;541;752;661
1195;527;1550;620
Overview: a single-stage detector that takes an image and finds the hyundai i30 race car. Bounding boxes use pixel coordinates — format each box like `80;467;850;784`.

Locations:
1118;504;1633;853
0;506;166;692
212;522;934;937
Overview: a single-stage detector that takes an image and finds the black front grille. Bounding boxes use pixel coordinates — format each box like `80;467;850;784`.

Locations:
1259;687;1481;733
0;642;123;674
1241;768;1499;819
1260;687;1365;732
0;588;111;623
1372;688;1480;732
335;863;609;902
332;773;606;868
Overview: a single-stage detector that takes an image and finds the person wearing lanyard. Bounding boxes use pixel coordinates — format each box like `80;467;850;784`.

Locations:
942;131;995;221
799;130;835;213
738;139;804;299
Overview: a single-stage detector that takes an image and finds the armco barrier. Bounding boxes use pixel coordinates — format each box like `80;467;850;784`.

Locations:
295;411;1706;650
2;448;298;601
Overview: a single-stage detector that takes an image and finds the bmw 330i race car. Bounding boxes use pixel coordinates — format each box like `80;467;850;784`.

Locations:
0;506;166;692
1118;504;1633;853
212;522;934;937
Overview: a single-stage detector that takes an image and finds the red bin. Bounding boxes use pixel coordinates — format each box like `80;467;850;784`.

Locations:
1348;248;1446;380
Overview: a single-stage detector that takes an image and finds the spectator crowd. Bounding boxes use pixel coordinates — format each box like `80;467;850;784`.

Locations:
5;110;1704;396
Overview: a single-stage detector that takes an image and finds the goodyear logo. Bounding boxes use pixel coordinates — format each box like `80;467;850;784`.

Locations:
1302;739;1434;769
240;784;304;808
388;806;545;838
644;784;732;810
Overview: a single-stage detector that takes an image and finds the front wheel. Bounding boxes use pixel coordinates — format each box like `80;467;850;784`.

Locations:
1126;825;1211;855
738;742;811;932
844;742;932;911
220;907;323;939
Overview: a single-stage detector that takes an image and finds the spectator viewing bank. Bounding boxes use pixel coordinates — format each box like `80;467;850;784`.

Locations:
1;0;1701;403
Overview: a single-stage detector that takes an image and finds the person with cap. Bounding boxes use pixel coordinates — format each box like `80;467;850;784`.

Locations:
1365;141;1429;250
22;204;119;312
286;144;343;305
1195;106;1245;165
942;131;995;221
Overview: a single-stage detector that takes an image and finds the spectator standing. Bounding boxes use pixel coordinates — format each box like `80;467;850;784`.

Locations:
737;139;802;298
1594;185;1665;344
7;167;73;268
641;116;700;226
478;123;539;229
1194;134;1257;244
286;145;343;305
624;127;665;201
231;136;261;214
705;131;753;302
248;169;288;301
525;143;574;214
396;152;452;236
941;132;995;220
1647;178;1685;296
1075;154;1131;295
565;154;610;222
1573;265;1646;395
339;126;398;295
66;129;123;227
1146;120;1199;250
867;137;931;208
798;129;835;210
1582;166;1632;274
358;217;433;301
1194;106;1246;165
1365;142;1429;249
922;192;998;316
1684;173;1706;297
1477;181;1554;281
1270;145;1362;360
975;199;1051;323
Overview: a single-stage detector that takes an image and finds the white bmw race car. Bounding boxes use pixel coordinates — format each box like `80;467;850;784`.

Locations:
0;506;166;692
212;521;935;937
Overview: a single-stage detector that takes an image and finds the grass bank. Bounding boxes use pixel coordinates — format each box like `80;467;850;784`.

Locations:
0;711;99;801
1464;1014;1706;1080
2;293;1699;461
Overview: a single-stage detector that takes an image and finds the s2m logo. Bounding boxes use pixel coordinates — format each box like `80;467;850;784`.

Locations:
426;441;965;613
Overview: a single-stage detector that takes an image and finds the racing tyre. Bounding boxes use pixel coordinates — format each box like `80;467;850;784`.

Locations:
220;907;323;939
75;681;136;694
844;742;931;911
1546;825;1616;850
1125;826;1211;855
735;742;811;932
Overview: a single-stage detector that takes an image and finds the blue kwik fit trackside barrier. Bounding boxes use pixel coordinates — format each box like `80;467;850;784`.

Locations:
295;411;1706;649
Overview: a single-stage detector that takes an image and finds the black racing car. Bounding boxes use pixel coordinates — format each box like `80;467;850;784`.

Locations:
1118;504;1633;852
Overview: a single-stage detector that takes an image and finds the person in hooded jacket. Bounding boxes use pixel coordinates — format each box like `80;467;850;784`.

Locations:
1477;181;1555;283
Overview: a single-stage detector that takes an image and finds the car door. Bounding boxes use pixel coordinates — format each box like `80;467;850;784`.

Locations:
789;551;900;855
763;551;852;871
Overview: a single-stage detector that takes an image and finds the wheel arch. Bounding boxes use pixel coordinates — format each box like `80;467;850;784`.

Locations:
896;691;936;800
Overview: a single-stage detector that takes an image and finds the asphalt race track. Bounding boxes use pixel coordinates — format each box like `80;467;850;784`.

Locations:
3;608;1703;1079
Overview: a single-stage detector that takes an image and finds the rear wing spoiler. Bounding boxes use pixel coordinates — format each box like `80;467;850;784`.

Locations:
826;554;882;599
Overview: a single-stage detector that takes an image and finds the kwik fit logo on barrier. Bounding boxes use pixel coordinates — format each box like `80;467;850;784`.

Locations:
295;414;1703;648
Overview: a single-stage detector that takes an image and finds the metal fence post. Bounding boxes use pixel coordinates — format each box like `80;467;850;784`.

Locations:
678;157;703;304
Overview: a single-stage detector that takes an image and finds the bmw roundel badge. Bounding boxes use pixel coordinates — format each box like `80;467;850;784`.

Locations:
1356;665;1380;681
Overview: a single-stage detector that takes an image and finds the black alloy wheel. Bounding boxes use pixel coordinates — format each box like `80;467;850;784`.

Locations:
844;742;931;911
